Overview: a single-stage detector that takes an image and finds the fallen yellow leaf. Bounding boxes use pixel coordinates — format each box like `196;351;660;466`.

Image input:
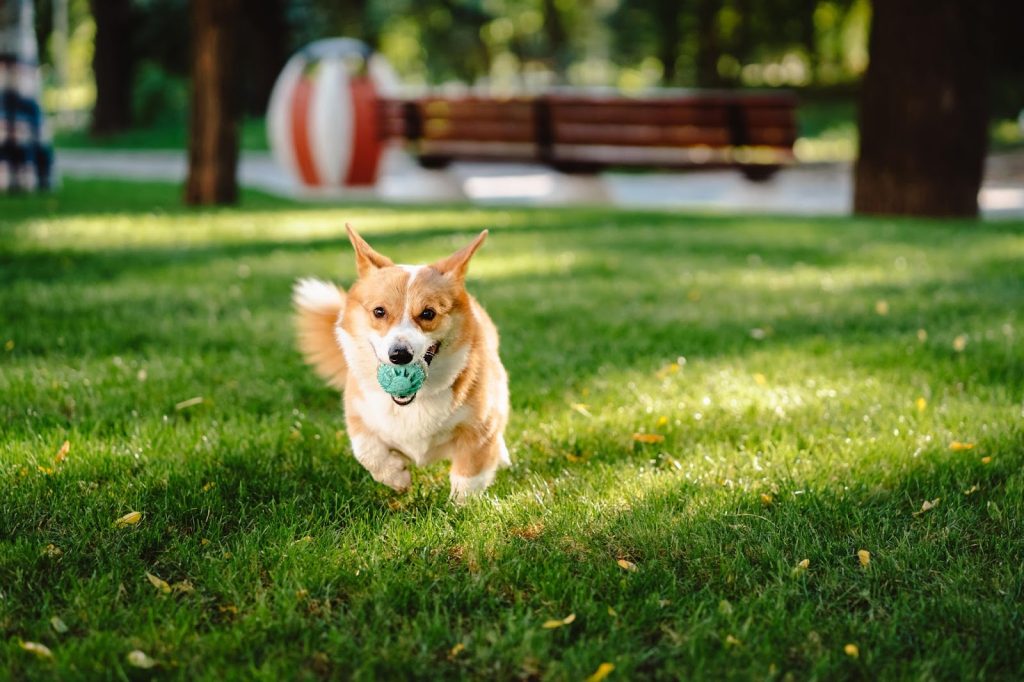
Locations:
448;642;465;659
146;572;171;594
632;433;665;444
586;662;616;682
844;643;859;658
949;441;975;452
114;511;142;527
981;456;992;464
607;607;617;617
126;650;157;669
542;613;576;629
858;549;871;567
54;440;70;464
915;397;927;413
19;641;53;659
617;558;638;572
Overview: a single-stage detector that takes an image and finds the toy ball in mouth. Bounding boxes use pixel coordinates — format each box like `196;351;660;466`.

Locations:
377;363;426;405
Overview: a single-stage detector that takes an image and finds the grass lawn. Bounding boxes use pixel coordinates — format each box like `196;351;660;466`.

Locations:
2;180;1023;680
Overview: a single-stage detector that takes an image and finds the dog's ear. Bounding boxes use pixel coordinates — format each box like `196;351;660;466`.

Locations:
432;230;488;282
346;223;394;278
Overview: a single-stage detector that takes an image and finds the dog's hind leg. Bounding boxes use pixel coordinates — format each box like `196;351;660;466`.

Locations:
447;427;505;503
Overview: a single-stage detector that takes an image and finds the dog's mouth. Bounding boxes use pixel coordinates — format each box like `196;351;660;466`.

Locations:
389;342;440;407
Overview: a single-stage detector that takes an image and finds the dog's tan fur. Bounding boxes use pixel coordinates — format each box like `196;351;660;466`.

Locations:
293;225;509;500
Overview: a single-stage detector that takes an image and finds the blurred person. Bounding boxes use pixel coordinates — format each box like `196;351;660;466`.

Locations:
1;0;53;192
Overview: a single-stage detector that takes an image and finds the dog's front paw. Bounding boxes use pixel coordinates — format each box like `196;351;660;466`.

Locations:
379;466;412;492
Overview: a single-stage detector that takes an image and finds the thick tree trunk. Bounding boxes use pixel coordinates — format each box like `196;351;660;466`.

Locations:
89;0;135;135
185;0;242;206
853;0;991;218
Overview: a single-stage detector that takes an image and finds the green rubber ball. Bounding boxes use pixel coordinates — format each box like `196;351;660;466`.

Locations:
376;362;426;398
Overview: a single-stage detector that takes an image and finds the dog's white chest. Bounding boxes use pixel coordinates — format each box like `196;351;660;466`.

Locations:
356;389;464;466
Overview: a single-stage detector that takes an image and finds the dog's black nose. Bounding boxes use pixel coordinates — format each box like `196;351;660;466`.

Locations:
388;346;414;365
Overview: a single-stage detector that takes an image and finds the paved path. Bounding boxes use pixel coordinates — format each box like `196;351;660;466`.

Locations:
56;148;1024;218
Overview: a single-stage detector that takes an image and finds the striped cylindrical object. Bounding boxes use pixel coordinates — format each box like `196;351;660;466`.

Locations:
267;39;395;189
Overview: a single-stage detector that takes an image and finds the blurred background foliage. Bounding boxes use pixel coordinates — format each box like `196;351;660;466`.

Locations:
33;0;1024;155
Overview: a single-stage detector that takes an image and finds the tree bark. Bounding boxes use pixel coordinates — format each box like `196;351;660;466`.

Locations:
542;0;569;81
240;0;288;116
89;0;135;135
185;0;242;206
656;0;682;86
853;0;991;218
695;0;720;88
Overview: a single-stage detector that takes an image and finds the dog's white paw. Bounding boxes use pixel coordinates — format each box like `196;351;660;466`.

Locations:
380;466;412;492
449;469;496;503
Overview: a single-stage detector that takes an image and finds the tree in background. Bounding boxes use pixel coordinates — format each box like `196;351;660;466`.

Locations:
854;0;991;217
89;0;136;134
185;0;242;205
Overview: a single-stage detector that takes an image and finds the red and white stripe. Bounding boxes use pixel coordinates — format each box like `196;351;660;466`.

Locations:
267;42;388;188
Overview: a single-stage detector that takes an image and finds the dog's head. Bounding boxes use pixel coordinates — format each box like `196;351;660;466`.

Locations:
340;224;487;404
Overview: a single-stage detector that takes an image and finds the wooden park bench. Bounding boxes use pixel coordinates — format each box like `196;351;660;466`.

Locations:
379;91;798;182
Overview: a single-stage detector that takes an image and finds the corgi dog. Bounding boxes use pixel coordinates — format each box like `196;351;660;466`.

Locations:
292;225;510;501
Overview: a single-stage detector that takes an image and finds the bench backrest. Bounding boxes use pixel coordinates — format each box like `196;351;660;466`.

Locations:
379;92;797;170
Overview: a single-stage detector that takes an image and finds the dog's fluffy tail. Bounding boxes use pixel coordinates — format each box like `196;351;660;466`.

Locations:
293;278;348;391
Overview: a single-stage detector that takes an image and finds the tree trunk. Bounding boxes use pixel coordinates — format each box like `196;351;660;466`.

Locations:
542;0;568;81
89;0;135;135
800;0;817;84
185;0;242;206
695;0;720;88
853;0;991;218
656;0;682;86
240;0;288;116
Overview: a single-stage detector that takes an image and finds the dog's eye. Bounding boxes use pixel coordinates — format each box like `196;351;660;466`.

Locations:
420;308;436;321
372;307;386;318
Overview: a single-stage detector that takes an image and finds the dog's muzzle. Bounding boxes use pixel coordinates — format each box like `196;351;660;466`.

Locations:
390;342;441;406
